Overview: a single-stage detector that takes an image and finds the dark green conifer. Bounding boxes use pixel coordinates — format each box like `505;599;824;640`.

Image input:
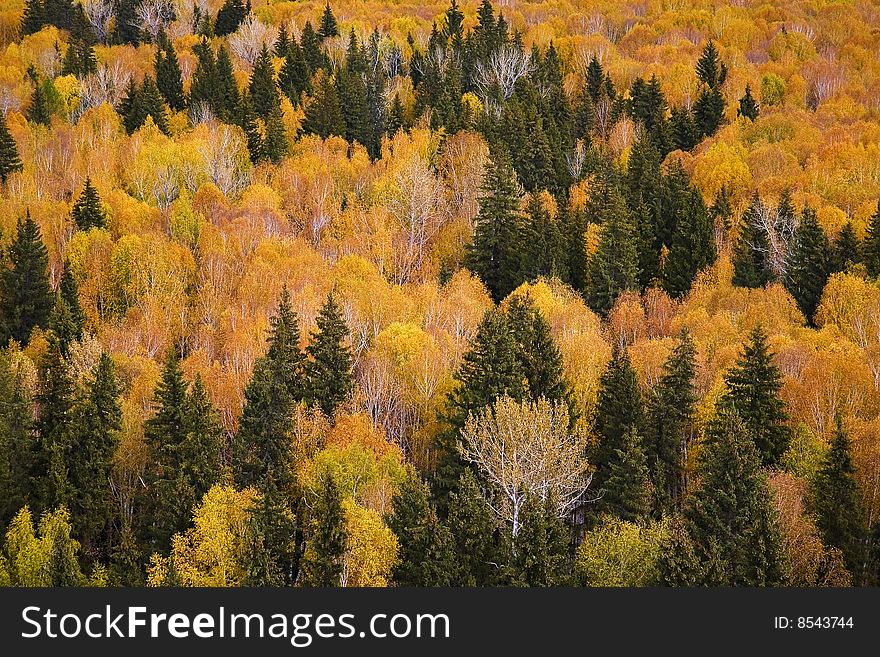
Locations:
318;2;339;40
0;110;23;184
732;193;774;288
71;177;106;231
214;0;247;37
586;186;640;315
863;202;880;278
304;292;353;418
1;212;54;345
512;493;570;586
299;474;347;586
302;72;345;139
738;83;759;120
784;207;830;323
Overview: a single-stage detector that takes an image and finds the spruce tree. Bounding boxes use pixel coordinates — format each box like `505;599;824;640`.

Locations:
732;193;774;287
520;194;566;282
693;87;724;138
738;84;759;120
155;35;186;111
863;202;880;278
214;0;247;37
263;105;288;163
336;68;372;151
0;352;32;526
138;76;169;133
446;469;505;585
48;290;79;357
26;80;52;126
696;40;727;89
662;180;717;297
1;212;54;345
301;21;326;71
602;427;651;522
831;221;861;273
670;106;699;151
0;110;23;184
304;292;353;418
512;493;571;586
279;39;311;107
318;2;339;40
386;475;456;586
21;0;45;35
274;23;290;56
658;407;786;586
71;177;106;231
249;43;280;119
113;0;140;45
302;72;345;139
723;325;791;466
784;207;830;323
464;151;525;303
646;330;697;511
586;186;640;315
299;475;347;587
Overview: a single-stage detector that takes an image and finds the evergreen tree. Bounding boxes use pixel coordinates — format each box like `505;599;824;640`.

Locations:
386;475;456;586
646;330;697;511
302;72;345;139
48;289;79;357
0;352;33;526
303;292;353;418
696;40;727;89
299;475;347;587
215;46;240;120
512;493;570;586
336;67;372;151
249;43;280;119
279;39;311;107
738;84;759;121
661;179;717;297
723;325;791;466
214;0;247;37
113;0;140;45
71;177;106;231
658;407;786;586
670;106;699;151
732;193;774;288
693;87;724;138
863;202;880;278
586;186;640;315
188;39;217;115
591;349;643;492
26;79;52;126
274;23;290;56
263;105;288;163
300;21;326;71
602;427;651;522
464;151;525;303
446;469;504;586
784;207;830;323
808;418;867;582
318;2;339;40
1;212;54;345
0;110;23;184
155;35;186;111
21;0;45;35
120;78;169;134
831;221;861;273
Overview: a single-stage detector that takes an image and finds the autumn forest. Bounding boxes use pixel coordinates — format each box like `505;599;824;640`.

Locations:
1;0;879;587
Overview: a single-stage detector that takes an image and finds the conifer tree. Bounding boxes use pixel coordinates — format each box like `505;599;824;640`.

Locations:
658;407;786;586
279;39;311;106
71;177;106;231
0;110;23;184
1;212;54;345
27;80;52;125
693;87;724;138
586;186;640;315
670;106;699;151
155;35;186;111
602;427;651;522
386;475;456;586
738;84;759;120
303;292;353;418
0;352;32;525
214;0;247;36
446;469;504;586
512;493;570;586
646;330;697;511
318;2;339;40
274;23;290;56
113;0;140;45
48;290;79;357
863;202;880;278
831;221;860;273
662;181;717;297
808;418;867;583
249;43;280;119
784;207;830;323
464;151;525;303
732;193;774;287
302;72;345;139
263;105;288;164
300;21;325;71
21;0;45;35
299;475;347;587
723;325;791;466
696;40;727;89
336;68;372;151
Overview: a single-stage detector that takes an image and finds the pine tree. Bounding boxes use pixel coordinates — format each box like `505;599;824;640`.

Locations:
301;21;326;72
732;193;774;288
658;407;786;586
274;23;290;56
863;202;880;278
693;87;724;138
48;290;79;357
512;493;570;586
386;475;456;586
155;35;186;111
138;76;169;133
784;207;830;324
318;2;339;40
446;469;505;586
249;43;280;119
696;40;727;89
0;352;32;526
670;106;699;151
738;84;759;120
808;418;867;582
263;105;288;163
214;0;247;37
336;68;372;150
302;71;345;139
1;212;54;345
21;0;45;35
662;180;717;297
464;151;525;303
831;221;861;273
586;186;640;315
67;353;120;564
647;330;697;511
723;325;791;466
602;427;651;522
26;79;52;126
188;39;217;116
303;292;353;418
299;475;347;587
279;39;311;107
113;0;140;45
433;309;526;503
0;110;23;184
71;177;106;231
215;46;240;121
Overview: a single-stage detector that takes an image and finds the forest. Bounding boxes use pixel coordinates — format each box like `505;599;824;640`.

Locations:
1;0;880;587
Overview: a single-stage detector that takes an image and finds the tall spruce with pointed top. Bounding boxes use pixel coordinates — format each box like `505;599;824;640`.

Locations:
465;151;525;303
784;207;830;324
732;193;774;287
808;418;867;583
249;43;281;119
263;105;288;163
0;110;22;184
1;212;54;345
155;34;186;111
831;221;860;273
723;325;790;466
318;2;339;40
58;265;85;339
304;292;353;418
658;407;786;586
738;84;759;120
21;0;45;35
602;427;652;522
113;0;140;45
26;80;52;125
299;474;347;587
661;176;717;297
864;202;880;278
71;177;106;230
386;475;456;586
302;72;345;139
586;186;640;315
279;38;311;106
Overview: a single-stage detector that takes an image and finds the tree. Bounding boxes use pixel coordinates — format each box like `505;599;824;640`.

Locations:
808;418;867;582
0;111;23;184
696;40;727;89
263;105;288;164
279;39;311;106
1;212;54;345
26;79;52;126
831;221;860;273
464;151;524;303
302;71;345;139
658;408;786;586
662;181;717;297
113;0;140;45
21;0;45;35
299;475;347;587
460;396;592;538
723;325;791;466
693;87;724;138
738;84;759;121
155;35;186;111
214;0;247;37
0;352;33;526
602;427;651;522
446;469;505;585
318;2;339;40
586;187;640;315
249;43;280;119
577;517;669;586
71;177;106;231
120;77;169;135
863;202;880;278
385;474;455;586
512;493;571;586
784;207;830;323
646;330;697;511
304;292;353;418
733;193;774;288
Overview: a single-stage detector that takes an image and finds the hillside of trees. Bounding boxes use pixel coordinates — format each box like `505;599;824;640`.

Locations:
1;0;880;586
